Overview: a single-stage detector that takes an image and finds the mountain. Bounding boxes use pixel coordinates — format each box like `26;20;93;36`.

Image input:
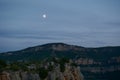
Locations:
0;43;120;80
0;43;120;62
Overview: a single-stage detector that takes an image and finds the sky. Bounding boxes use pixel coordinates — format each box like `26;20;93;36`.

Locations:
0;0;120;52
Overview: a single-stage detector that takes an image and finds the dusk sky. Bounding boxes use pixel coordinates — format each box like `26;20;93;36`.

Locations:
0;0;120;52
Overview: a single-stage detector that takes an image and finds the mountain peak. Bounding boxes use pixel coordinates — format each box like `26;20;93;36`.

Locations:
22;43;84;52
41;42;69;47
40;43;75;51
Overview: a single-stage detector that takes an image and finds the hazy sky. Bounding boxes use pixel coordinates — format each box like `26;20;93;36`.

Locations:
0;0;120;52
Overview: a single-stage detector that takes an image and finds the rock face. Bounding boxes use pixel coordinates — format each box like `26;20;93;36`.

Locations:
0;65;83;80
0;72;10;80
0;57;84;80
47;64;84;80
0;71;40;80
21;72;40;80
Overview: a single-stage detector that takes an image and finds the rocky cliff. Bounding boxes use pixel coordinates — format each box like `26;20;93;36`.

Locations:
0;71;40;80
0;58;84;80
46;63;84;80
0;67;83;80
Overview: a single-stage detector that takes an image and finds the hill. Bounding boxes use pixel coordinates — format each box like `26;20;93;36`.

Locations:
0;43;120;80
0;43;120;62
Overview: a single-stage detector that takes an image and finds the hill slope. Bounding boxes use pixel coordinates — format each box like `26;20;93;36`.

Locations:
0;43;120;62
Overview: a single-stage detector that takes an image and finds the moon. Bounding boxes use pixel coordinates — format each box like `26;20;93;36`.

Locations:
42;14;47;19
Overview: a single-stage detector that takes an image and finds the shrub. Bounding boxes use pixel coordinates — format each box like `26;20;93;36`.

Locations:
10;64;20;71
60;63;65;72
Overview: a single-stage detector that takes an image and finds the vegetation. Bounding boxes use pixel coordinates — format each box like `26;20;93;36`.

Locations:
48;65;54;71
10;63;20;71
106;70;120;80
60;63;65;72
0;43;120;80
39;67;48;80
71;63;78;67
0;59;7;72
1;43;119;62
59;57;69;72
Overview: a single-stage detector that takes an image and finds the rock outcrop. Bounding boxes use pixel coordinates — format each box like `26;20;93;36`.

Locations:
0;71;40;80
0;65;83;80
46;63;84;80
0;57;84;80
0;72;10;80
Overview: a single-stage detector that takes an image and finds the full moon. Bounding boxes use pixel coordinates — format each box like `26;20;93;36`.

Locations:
42;14;47;19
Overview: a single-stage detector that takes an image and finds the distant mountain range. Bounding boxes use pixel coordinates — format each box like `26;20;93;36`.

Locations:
0;43;120;62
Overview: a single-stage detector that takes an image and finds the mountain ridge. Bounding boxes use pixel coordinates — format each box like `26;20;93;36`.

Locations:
0;43;120;80
0;43;120;61
1;42;120;53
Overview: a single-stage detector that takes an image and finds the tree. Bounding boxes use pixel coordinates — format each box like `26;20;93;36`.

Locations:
0;60;7;72
59;58;69;72
39;67;48;80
